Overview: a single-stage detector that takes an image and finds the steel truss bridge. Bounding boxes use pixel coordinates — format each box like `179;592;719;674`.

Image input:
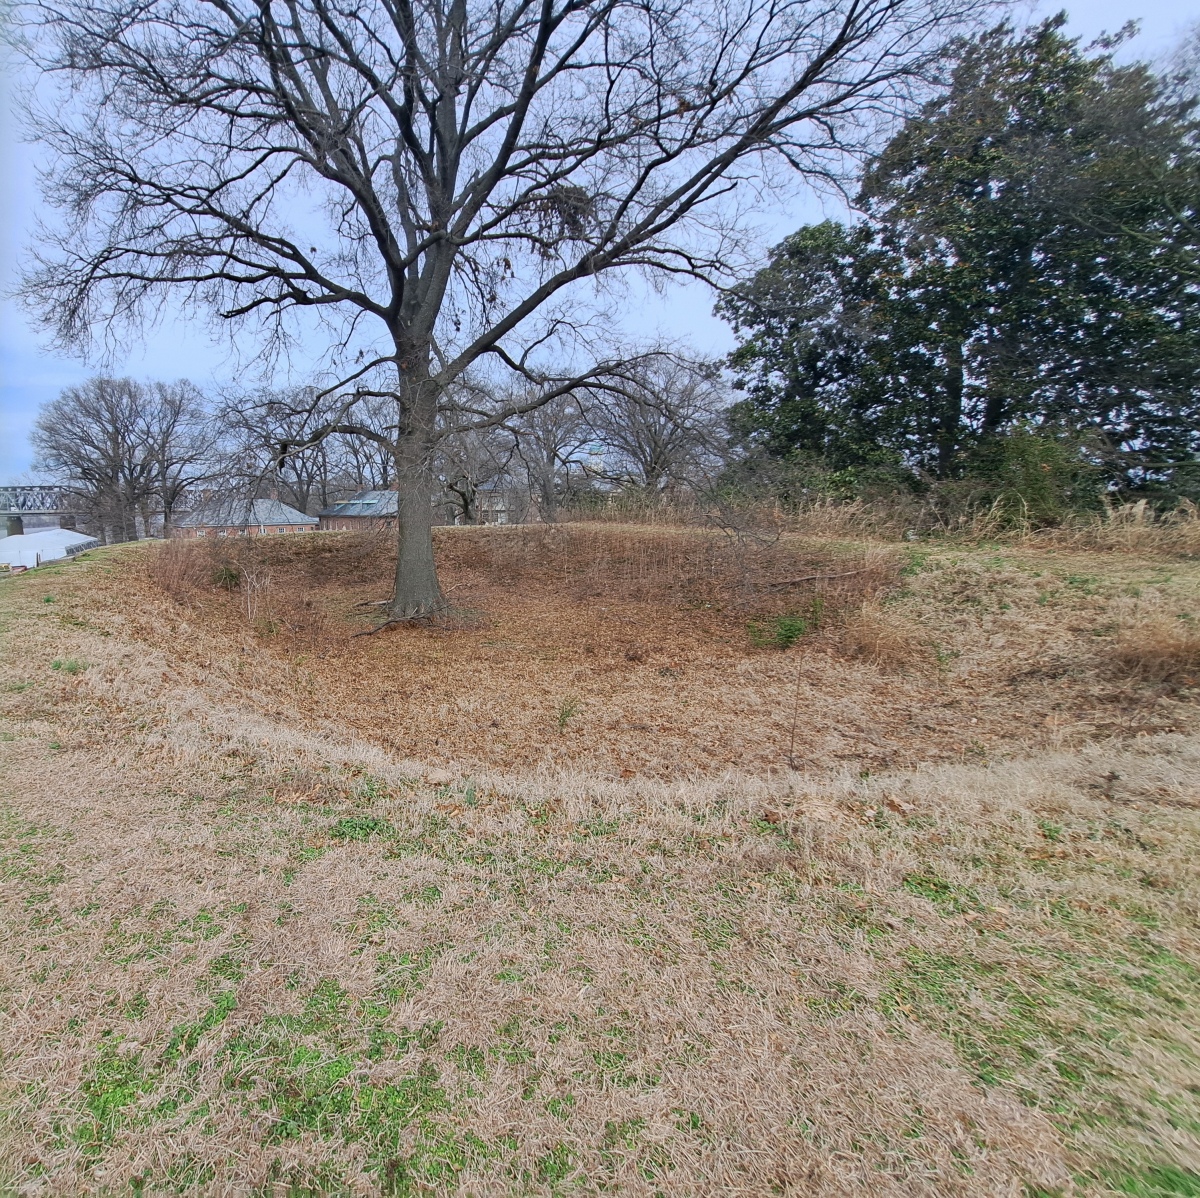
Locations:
0;486;81;516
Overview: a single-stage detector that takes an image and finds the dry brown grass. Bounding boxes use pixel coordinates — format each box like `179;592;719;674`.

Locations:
450;523;900;612
1042;500;1200;557
570;493;1200;558
835;602;930;672
146;537;216;600
120;527;1200;778
1113;613;1200;686
0;532;1198;1196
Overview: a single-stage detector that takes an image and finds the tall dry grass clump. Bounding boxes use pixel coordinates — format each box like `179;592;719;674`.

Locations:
561;491;913;539
144;533;397;660
1040;500;1200;556
145;538;214;601
148;531;395;597
837;602;928;671
1113;612;1200;685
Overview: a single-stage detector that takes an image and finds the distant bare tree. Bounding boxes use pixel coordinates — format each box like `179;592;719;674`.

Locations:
31;377;209;541
509;391;593;522
330;397;396;493
437;426;516;524
19;0;980;616
142;381;213;533
589;355;729;492
218;387;339;514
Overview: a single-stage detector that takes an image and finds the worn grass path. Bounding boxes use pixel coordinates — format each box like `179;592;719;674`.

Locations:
0;544;1198;1196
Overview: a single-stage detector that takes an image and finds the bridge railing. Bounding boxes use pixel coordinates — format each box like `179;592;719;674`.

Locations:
0;486;82;515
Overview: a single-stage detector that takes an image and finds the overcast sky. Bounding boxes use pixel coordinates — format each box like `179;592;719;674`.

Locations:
2;0;1197;482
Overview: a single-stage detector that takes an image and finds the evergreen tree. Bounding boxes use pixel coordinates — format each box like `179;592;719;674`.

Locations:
721;17;1200;502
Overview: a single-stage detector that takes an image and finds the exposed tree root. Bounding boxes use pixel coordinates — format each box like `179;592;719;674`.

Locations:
353;615;431;636
353;597;452;635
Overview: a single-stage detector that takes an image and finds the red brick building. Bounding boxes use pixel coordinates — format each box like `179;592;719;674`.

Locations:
317;490;398;531
170;498;318;538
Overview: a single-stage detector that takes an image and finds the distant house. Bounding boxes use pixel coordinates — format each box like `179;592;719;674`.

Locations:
317;490;398;531
449;488;511;525
170;498;318;539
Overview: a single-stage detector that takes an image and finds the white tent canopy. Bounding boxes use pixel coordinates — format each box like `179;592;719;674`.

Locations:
0;528;100;569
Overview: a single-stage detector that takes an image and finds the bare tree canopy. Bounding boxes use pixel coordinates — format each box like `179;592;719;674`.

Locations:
218;386;343;515
437;423;518;525
32;378;211;541
509;388;592;521
587;354;729;492
17;0;981;615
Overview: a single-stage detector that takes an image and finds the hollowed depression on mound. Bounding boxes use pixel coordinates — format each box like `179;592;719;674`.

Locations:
136;524;1199;778
3;524;1199;1196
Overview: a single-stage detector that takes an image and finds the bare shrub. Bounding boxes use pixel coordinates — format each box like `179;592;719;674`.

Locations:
239;564;272;626
1113;613;1200;685
838;603;928;671
146;539;212;601
449;524;902;622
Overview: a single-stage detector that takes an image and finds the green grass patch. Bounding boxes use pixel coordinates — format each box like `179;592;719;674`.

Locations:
902;872;983;915
79;1039;157;1152
217;979;482;1193
50;657;87;675
330;816;393;841
748;596;826;649
1111;1165;1200;1196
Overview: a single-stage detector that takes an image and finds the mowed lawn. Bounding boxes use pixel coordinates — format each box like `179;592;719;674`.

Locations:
1;530;1198;1196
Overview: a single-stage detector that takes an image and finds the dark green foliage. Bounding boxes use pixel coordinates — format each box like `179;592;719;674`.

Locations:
720;18;1200;510
212;564;240;590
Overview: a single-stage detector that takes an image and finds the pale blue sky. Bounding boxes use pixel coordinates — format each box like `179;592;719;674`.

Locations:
2;0;1197;481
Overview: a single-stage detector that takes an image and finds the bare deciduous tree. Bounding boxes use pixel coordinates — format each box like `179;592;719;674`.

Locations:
588;354;729;492
331;398;396;493
19;0;979;616
32;377;210;541
218;387;341;515
509;390;593;522
437;425;517;525
143;381;214;534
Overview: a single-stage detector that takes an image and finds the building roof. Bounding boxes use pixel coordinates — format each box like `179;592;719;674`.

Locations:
318;490;399;518
176;498;317;529
0;528;100;568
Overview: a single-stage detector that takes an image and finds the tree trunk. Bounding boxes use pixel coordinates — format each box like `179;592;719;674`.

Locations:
537;467;558;522
390;379;443;618
937;336;965;477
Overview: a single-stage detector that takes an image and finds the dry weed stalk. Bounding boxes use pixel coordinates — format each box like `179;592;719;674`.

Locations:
239;563;271;625
145;539;211;601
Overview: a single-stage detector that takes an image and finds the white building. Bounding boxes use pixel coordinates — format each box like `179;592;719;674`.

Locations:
0;528;101;571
